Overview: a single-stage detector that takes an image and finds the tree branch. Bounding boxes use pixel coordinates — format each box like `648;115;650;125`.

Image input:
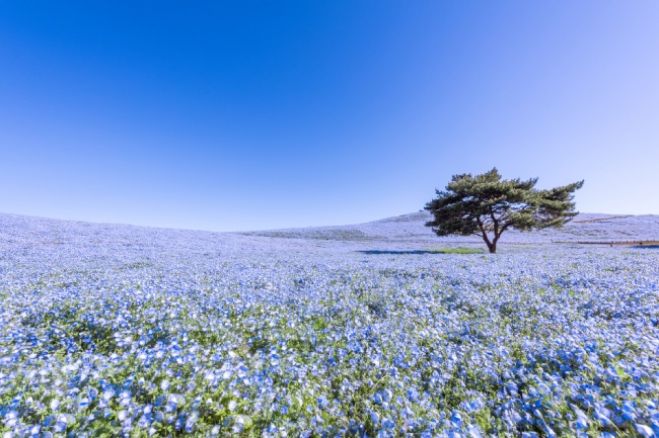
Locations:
489;207;499;238
476;216;492;246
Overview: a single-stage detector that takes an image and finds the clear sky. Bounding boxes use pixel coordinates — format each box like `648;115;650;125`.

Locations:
1;1;658;231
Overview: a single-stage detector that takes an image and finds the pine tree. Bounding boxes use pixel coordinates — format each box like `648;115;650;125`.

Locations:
424;168;584;253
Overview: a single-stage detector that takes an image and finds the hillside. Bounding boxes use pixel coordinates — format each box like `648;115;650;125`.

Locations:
1;211;658;436
242;211;659;244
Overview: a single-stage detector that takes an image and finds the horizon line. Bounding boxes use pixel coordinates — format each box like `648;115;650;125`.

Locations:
1;209;656;235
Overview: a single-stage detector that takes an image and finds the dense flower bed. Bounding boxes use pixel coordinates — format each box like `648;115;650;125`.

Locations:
0;216;658;436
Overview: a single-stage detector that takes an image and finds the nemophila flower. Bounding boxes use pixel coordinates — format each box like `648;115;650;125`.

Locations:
0;215;657;436
636;423;654;438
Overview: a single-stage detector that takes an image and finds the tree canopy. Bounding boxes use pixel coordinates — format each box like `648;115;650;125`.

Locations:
424;168;584;253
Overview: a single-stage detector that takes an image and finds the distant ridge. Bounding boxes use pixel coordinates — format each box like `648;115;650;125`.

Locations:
243;212;659;244
1;211;658;244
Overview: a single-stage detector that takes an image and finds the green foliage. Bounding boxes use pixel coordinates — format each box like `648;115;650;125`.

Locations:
425;168;583;253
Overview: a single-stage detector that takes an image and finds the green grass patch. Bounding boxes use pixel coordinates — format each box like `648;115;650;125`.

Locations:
430;247;483;255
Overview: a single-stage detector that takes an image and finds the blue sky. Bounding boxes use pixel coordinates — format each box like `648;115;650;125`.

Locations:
1;1;658;231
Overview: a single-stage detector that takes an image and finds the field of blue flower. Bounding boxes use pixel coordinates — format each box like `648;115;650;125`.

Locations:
1;214;658;437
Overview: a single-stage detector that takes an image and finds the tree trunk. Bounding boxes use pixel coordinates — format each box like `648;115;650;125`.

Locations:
487;242;496;253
